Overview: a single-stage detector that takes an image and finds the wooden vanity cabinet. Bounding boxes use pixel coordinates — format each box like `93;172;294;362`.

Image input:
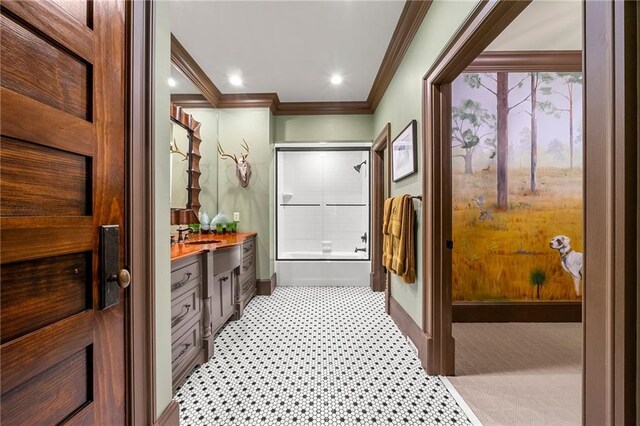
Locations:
235;236;257;319
202;246;241;360
170;234;256;390
170;255;205;391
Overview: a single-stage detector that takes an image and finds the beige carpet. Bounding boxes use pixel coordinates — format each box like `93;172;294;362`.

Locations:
447;323;582;426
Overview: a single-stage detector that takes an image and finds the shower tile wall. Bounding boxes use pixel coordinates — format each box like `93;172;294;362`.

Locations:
277;150;369;258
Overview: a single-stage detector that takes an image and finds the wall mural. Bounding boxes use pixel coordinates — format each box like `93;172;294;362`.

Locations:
451;71;583;302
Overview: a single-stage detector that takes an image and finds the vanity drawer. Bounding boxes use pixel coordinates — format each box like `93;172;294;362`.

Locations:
171;281;201;335
241;273;256;294
242;238;255;259
171;258;202;292
172;318;202;375
239;254;255;279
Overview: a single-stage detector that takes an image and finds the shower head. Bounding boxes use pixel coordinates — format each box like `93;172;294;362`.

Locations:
354;160;367;173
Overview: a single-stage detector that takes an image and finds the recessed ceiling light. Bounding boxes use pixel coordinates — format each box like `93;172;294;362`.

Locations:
331;74;343;85
168;77;176;87
229;75;243;86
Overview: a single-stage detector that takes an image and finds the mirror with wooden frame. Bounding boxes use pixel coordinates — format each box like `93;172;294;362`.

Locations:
170;104;201;224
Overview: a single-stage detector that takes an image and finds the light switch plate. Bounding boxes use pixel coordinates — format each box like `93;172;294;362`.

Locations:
233;212;240;221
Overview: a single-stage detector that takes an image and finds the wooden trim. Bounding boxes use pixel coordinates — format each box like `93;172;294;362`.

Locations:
170;94;212;109
167;0;431;116
275;101;371;116
153;399;179;426
467;50;582;72
452;302;582;323
388;297;429;370
128;1;155;424
371;124;390;294
584;1;638;424
421;0;531;377
367;0;432;111
171;34;222;107
257;273;277;296
219;93;280;113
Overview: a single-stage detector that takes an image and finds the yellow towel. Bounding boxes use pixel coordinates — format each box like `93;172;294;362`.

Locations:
383;195;416;283
382;197;394;270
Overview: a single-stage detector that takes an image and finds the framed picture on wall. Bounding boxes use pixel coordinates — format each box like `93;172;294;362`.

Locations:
391;120;417;182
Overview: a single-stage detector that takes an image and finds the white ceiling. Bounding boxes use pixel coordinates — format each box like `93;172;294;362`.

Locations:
171;63;201;94
170;1;405;102
488;0;582;51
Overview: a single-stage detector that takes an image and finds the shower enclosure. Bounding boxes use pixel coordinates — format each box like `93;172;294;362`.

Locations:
275;146;371;286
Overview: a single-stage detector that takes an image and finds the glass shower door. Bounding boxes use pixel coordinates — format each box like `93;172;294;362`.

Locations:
277;149;370;260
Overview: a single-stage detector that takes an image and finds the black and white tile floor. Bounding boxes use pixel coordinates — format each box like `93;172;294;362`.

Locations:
175;287;471;425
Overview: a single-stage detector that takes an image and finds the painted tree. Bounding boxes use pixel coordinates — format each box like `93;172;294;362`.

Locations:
530;268;547;300
546;137;566;162
538;72;583;169
519;73;554;192
464;73;533;209
451;99;496;174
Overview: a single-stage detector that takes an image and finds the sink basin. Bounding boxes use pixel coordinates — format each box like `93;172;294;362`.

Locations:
184;239;222;245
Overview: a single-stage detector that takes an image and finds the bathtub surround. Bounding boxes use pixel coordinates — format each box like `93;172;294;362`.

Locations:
275;146;372;286
174;287;472;425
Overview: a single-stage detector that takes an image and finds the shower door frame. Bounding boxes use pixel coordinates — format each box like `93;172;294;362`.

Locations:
275;144;372;262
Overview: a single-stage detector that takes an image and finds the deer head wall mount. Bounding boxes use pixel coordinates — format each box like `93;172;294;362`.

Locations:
218;139;252;188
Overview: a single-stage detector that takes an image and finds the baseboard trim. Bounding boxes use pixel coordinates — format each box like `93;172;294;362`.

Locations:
453;301;582;322
388;296;428;370
154;399;179;426
257;272;277;296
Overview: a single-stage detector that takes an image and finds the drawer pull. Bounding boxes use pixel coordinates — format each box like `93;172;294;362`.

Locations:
171;304;191;328
176;342;192;360
243;245;252;253
171;272;192;291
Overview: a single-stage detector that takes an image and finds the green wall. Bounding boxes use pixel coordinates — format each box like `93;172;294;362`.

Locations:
153;0;173;417
217;108;273;280
373;0;480;327
274;114;373;142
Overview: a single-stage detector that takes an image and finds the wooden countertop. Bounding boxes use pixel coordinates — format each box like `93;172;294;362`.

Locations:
171;232;257;261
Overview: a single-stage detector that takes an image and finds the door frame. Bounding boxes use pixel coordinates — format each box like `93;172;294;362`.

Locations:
422;0;638;424
127;1;175;425
370;123;391;298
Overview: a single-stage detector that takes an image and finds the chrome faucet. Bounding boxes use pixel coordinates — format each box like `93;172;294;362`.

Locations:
354;247;367;253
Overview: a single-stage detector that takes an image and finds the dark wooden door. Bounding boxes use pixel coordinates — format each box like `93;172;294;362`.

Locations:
0;0;126;424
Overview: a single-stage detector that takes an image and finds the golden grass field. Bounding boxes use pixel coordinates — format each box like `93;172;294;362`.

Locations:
452;167;583;301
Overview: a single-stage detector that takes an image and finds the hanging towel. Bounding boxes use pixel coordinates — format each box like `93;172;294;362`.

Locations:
383;195;416;284
382;197;394;270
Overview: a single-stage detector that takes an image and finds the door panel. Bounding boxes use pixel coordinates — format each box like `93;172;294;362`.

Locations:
0;0;126;424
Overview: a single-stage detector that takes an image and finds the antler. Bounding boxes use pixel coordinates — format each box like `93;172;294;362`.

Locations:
240;139;250;162
217;142;238;163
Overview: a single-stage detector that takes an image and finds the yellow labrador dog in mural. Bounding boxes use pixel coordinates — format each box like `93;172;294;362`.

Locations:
549;235;584;297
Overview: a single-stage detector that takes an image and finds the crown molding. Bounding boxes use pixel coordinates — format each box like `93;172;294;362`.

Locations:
170;34;222;106
275;101;372;116
466;50;582;72
218;93;280;113
366;0;432;112
171;94;212;109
